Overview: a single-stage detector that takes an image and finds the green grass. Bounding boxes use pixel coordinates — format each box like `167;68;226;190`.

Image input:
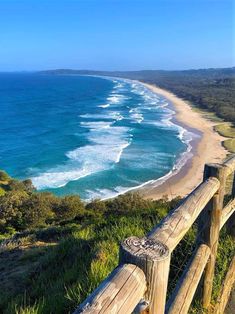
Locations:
0;203;234;314
0;207;168;314
214;123;235;138
0;186;6;196
223;138;235;153
214;123;235;153
191;105;224;123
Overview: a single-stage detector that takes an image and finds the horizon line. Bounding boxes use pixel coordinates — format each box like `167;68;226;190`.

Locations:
1;65;235;73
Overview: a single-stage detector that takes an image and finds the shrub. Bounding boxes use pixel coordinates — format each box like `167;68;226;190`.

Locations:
17;193;55;230
86;199;106;214
54;195;85;222
105;192;154;213
0;191;58;231
0;190;29;230
0;170;10;183
5;179;35;193
21;179;36;194
0;187;5;197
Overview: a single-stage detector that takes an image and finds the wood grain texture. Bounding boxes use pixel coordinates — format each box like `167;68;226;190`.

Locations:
220;198;235;230
120;236;170;314
166;244;211;314
74;156;235;314
200;164;227;309
224;155;235;177
232;171;235;197
213;256;235;314
227;172;235;237
74;264;146;314
148;177;220;251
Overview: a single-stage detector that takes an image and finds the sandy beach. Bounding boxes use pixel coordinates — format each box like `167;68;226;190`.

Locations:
140;82;228;200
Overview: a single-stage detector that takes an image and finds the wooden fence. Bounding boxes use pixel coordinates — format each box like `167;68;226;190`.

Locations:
74;155;235;314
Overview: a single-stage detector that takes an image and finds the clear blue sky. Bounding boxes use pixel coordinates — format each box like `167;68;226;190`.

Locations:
0;0;234;71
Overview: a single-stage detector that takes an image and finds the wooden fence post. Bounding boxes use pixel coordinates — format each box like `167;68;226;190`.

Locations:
213;256;235;314
120;236;170;314
227;172;235;237
199;163;227;310
166;244;211;314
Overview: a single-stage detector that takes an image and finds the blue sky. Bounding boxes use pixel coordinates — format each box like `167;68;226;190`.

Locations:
0;0;234;71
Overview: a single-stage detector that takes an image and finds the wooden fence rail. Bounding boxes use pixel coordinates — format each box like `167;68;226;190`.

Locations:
74;264;146;313
75;155;235;314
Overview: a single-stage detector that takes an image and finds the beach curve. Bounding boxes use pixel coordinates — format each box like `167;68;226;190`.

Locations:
139;82;228;200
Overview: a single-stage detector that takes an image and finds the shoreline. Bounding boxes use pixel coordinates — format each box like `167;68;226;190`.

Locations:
138;82;228;200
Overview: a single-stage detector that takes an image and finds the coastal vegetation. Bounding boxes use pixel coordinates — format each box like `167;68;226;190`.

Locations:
214;123;235;153
0;171;234;313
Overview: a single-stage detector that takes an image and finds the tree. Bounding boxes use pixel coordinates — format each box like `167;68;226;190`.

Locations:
18;192;56;229
0;190;28;230
54;195;85;221
0;191;58;231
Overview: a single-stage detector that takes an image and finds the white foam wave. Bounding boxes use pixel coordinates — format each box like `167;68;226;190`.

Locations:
80;111;123;122
32;76;196;196
81;76;197;199
84;143;195;201
130;112;144;123
113;82;124;89
32;168;91;189
107;93;129;105
32;120;131;189
98;104;110;108
107;95;121;104
80;121;112;129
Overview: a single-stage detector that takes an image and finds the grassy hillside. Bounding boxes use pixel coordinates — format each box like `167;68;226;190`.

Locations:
0;171;234;313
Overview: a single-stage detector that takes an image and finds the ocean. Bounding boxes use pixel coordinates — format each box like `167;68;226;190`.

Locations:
0;73;194;200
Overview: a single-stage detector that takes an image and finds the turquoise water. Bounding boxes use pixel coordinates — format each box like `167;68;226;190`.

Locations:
0;73;193;200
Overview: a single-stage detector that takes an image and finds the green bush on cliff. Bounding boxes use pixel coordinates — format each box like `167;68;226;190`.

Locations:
0;170;10;183
54;195;85;222
0;172;87;232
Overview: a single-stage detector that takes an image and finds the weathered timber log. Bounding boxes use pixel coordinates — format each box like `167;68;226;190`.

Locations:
74;263;146;314
148;177;220;251
220;198;235;230
133;298;149;314
227;170;235;237
232;170;235;197
199;164;227;310
213;256;235;314
120;236;170;314
224;155;235;176
166;244;211;314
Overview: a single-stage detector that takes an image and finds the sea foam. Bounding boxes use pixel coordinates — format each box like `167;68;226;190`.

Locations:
31;76;195;198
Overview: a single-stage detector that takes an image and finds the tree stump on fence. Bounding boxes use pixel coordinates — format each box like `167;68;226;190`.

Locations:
120;236;170;314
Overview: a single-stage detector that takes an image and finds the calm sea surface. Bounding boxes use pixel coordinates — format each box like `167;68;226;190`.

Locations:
0;73;194;199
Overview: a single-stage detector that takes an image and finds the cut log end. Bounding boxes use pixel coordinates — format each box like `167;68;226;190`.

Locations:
121;236;169;261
